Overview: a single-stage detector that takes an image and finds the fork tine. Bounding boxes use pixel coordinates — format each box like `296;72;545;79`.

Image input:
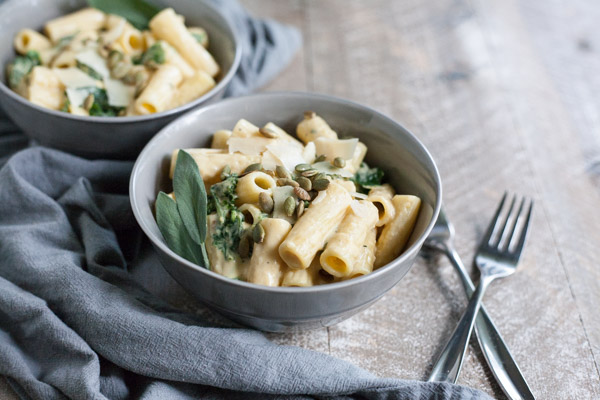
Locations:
493;194;517;248
502;196;526;251
480;192;507;248
511;199;533;258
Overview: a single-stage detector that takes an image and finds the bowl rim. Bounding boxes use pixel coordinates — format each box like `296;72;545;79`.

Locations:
130;91;443;294
0;0;243;124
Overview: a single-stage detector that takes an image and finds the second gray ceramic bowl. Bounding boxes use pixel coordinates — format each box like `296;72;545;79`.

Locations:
130;92;442;332
0;0;241;159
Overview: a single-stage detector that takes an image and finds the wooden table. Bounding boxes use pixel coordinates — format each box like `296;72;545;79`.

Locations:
2;0;600;398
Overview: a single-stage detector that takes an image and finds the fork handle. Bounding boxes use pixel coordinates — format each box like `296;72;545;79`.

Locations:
428;275;493;383
445;247;535;399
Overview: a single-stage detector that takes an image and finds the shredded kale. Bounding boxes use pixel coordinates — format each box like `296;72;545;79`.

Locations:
71;86;124;116
353;162;384;193
209;174;245;260
133;43;165;67
7;50;41;89
76;60;103;80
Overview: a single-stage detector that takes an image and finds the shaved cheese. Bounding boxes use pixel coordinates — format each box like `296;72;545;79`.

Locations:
302;141;316;163
53;68;99;88
311;161;354;178
104;78;134;107
261;150;280;170
351;192;368;200
75;48;110;78
314;137;358;160
65;87;89;107
272;186;296;224
227;137;272;155
266;140;306;171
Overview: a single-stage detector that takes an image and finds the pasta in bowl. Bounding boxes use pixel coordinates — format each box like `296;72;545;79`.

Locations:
130;92;441;331
0;0;240;158
158;112;423;287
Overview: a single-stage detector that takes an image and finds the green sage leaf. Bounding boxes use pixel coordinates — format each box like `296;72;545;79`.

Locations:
86;0;161;30
173;150;208;246
155;192;206;267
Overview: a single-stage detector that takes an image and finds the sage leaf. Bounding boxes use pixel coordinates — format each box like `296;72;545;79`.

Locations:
155;192;206;267
86;0;161;30
173;150;208;246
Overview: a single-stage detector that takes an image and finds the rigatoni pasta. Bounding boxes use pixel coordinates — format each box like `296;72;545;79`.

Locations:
6;6;220;117
157;112;422;287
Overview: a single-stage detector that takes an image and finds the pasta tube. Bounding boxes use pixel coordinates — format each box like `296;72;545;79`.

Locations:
281;257;321;287
238;204;263;226
247;219;292;286
170;70;215;108
159;41;195;79
134;64;183;114
374;195;421;268
170;149;261;185
367;184;396;227
236;171;276;205
347;141;367;173
26;67;65;110
149;8;220;76
296;112;337;143
13;29;51;55
348;227;377;277
211;130;232;149
320;200;379;277
44;8;106;43
279;182;352;270
115;24;145;56
232;119;261;138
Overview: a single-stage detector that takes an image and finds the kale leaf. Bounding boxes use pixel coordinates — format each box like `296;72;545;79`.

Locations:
7;50;41;89
86;0;161;30
209;174;245;261
353;162;384;193
133;43;165;67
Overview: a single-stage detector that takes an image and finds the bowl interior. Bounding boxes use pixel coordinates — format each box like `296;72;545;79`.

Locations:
0;0;239;120
131;92;441;290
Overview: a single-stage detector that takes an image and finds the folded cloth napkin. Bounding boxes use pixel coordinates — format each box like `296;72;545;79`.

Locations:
0;1;492;399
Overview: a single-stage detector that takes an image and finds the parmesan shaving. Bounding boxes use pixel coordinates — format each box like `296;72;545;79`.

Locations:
75;48;110;78
104;78;134;107
261;150;280;170
53;67;99;88
65;88;88;107
227;137;273;155
351;192;368;200
266;141;306;171
302;141;316;163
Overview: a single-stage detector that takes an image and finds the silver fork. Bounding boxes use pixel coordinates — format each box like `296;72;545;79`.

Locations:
424;208;535;399
428;193;534;388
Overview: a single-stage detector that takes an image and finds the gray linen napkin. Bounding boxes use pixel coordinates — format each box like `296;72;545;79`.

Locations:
0;1;493;399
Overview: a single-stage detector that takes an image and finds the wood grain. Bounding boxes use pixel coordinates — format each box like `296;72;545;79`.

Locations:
3;0;600;398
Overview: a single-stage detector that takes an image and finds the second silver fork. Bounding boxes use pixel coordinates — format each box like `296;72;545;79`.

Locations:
428;193;533;387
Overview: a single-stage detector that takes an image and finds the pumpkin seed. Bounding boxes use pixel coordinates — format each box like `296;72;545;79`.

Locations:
238;234;251;258
243;163;262;174
284;196;296;217
301;169;318;178
83;94;94;111
295;163;312;172
111;61;131;79
252;223;265;244
313;178;330;191
296;200;305;218
294;186;311;201
314;154;327;163
297;176;312;191
259;127;278;138
258;192;274;213
107;50;123;68
304;110;316;119
277;178;299;187
275;165;290;179
333;157;346;168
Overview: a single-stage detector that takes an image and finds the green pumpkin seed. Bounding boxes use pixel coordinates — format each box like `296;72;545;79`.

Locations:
107;50;123;68
297;176;312;191
252;223;265;244
296;200;305;218
333;157;346;168
258;192;274;213
313;178;330;191
83;94;94;111
284;196;296;217
243;163;262;174
295;163;312;172
314;154;327;163
304;110;316;119
111;61;131;79
275;165;290;179
301;169;318;178
277;178;299;187
238;234;251;258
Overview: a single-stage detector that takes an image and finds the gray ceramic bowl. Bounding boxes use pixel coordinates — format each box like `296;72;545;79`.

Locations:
0;0;241;159
130;92;442;332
